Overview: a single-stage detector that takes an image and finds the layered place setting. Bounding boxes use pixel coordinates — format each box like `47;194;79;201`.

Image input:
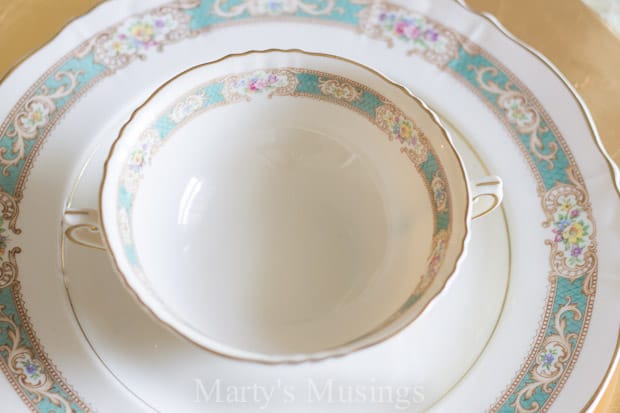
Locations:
0;0;618;412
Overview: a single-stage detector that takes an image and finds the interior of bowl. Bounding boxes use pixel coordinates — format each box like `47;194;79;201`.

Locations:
100;50;469;363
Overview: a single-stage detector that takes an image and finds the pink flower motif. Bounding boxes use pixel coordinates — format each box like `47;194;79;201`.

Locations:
231;71;289;96
405;25;421;39
394;21;408;35
248;79;261;91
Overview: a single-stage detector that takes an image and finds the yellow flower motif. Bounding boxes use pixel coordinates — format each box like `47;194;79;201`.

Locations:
331;87;345;98
130;150;144;166
111;40;125;53
563;222;583;244
400;121;413;140
559;199;573;212
510;105;525;120
31;110;43;123
130;23;155;42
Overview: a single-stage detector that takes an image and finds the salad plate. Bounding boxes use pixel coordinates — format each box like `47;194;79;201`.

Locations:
0;0;618;411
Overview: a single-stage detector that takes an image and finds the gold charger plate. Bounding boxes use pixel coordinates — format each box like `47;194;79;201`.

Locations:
0;0;618;411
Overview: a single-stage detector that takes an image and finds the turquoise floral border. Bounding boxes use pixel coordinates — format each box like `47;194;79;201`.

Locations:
0;1;597;412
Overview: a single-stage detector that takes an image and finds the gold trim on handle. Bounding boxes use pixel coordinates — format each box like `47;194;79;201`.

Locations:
64;224;106;251
476;180;502;187
64;210;92;216
472;193;500;219
64;208;106;251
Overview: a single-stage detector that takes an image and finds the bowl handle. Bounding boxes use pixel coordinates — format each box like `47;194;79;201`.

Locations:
63;209;106;251
471;177;503;220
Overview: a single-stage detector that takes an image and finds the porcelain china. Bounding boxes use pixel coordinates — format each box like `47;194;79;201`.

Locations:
67;49;501;363
0;0;617;411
